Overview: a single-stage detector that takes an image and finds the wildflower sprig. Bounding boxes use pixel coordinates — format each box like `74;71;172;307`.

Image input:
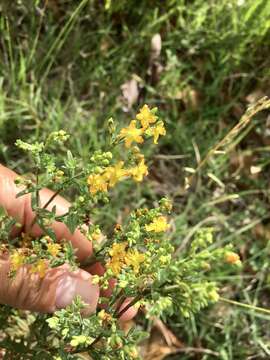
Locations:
0;105;240;359
119;104;166;148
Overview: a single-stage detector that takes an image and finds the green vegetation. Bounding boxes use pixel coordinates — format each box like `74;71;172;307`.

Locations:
0;0;270;358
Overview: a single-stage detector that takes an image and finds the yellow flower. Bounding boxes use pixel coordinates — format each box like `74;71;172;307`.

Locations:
105;161;128;187
130;159;148;182
31;259;47;278
106;258;123;275
106;242;128;276
20;233;32;248
87;173;109;194
136;104;157;129
119;120;144;148
125;249;145;274
150;121;166;144
109;242;127;258
208;289;219;302
47;243;61;257
145;216;170;233
98;309;112;322
10;251;25;271
91;231;103;242
225;252;241;265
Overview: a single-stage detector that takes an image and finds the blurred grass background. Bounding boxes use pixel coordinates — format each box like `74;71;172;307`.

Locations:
0;0;270;358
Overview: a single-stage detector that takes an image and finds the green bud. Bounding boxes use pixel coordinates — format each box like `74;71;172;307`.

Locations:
105;151;113;159
102;159;110;166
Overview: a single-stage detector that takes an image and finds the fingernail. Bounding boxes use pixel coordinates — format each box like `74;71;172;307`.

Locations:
55;271;99;314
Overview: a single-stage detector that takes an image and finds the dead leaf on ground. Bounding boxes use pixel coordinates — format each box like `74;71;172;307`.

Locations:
151;318;182;348
230;150;260;179
252;223;270;241
139;308;183;360
140;328;182;360
148;33;164;84
246;89;266;104
150;33;162;62
120;77;139;111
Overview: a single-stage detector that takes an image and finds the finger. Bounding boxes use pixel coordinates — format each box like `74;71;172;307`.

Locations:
0;253;99;314
0;165;92;261
118;298;138;322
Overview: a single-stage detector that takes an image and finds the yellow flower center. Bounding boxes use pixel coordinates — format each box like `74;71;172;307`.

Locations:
10;251;25;271
136;104;157;129
31;259;47;278
125;249;145;274
119;120;144;148
130;159;148;182
151;121;166;144
47;243;61;257
104;161;128;187
87;173;109;194
145;216;170;233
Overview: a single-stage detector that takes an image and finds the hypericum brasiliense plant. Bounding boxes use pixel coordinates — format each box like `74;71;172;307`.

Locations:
0;105;240;359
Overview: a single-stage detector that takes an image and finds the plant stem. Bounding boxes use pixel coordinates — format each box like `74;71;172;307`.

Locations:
29;172;83;231
220;296;270;316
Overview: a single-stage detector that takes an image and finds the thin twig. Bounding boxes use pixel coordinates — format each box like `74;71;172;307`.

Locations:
29;172;83;230
154;154;190;160
187;96;270;188
220;297;270;316
173;346;219;357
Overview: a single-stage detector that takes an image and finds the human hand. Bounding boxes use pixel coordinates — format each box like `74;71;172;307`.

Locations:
0;165;136;320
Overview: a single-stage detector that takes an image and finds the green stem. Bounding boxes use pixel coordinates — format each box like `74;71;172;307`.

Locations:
29;172;84;231
220;297;270;316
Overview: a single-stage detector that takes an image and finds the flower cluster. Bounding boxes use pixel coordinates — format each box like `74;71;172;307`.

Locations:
0;105;242;360
145;215;170;233
87;105;163;195
105;242;146;276
87;159;148;195
10;250;26;272
9;235;69;279
119;104;166;148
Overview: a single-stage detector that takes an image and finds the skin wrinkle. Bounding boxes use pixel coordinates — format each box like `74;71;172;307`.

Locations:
14;267;28;307
0;261;67;313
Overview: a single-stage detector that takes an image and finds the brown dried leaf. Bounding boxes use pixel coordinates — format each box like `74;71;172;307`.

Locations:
252;223;270;240
150;33;162;61
139;309;183;360
148;34;163;84
246;89;265;104
148;315;182;347
140;328;182;360
120;78;139;111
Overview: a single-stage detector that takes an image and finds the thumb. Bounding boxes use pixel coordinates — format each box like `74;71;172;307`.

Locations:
0;254;99;314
